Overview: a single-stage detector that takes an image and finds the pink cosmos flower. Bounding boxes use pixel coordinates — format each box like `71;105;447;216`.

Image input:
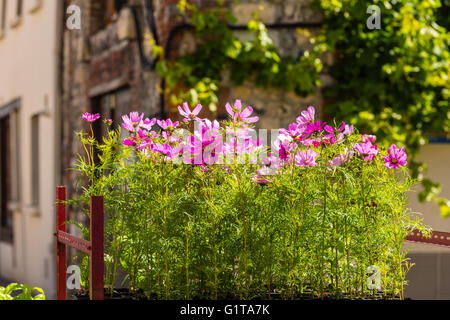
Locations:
299;136;323;148
178;103;202;122
354;141;379;161
344;124;354;136
152;143;173;156
222;136;260;159
323;125;339;145
252;175;274;186
361;134;377;144
280;123;306;138
304;121;327;135
328;150;354;168
185;121;223;165
258;165;279;176
300;138;313;147
296;106;316;127
274;136;295;163
122;129;150;148
261;154;283;170
152;143;182;161
334;123;353;142
226;100;259;124
157;119;180;131
329;154;347;168
122;112;145;132
384;144;407;169
188;136;223;165
122;138;137;147
253;165;276;185
82;113;101;122
140;118;157;131
295;150;319;167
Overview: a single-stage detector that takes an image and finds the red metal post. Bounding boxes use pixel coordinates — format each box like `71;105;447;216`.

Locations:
90;196;104;300
56;186;67;300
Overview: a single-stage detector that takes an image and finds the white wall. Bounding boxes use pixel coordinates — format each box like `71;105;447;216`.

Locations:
0;0;61;299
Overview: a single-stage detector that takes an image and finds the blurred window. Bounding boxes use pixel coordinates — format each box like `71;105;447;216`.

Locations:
0;115;11;242
0;100;20;243
0;116;12;242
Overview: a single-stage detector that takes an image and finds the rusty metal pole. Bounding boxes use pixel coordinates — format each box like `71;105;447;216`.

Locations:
90;196;104;300
56;186;67;300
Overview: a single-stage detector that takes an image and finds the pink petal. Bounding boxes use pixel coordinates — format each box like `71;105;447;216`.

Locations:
226;103;234;116
193;104;202;115
241;107;253;118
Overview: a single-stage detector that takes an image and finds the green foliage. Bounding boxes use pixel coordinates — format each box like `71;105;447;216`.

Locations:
0;283;46;300
155;2;323;111
313;0;450;214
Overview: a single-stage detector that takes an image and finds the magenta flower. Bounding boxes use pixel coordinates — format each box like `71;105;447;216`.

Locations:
151;143;182;161
157;119;180;131
122;138;137;147
184;120;223;165
354;141;379;161
261;154;282;170
361;134;377;144
300;136;323;148
82;113;101;122
323;125;338;145
295;150;319;167
274;137;294;162
305;121;326;135
122;112;145;132
140;118;157;131
296;106;316;127
253;165;276;185
258;165;279;176
252;175;274;186
329;150;353;168
178;103;202;122
280;123;305;138
329;154;347;168
226;100;259;124
122;129;150;148
344;124;354;136
384;144;407;169
152;143;173;156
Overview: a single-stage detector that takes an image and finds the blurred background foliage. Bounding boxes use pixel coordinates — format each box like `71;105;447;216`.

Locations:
154;0;450;217
315;0;449;217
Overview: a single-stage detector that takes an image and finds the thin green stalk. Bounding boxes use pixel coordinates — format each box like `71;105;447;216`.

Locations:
185;226;190;300
237;171;248;299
